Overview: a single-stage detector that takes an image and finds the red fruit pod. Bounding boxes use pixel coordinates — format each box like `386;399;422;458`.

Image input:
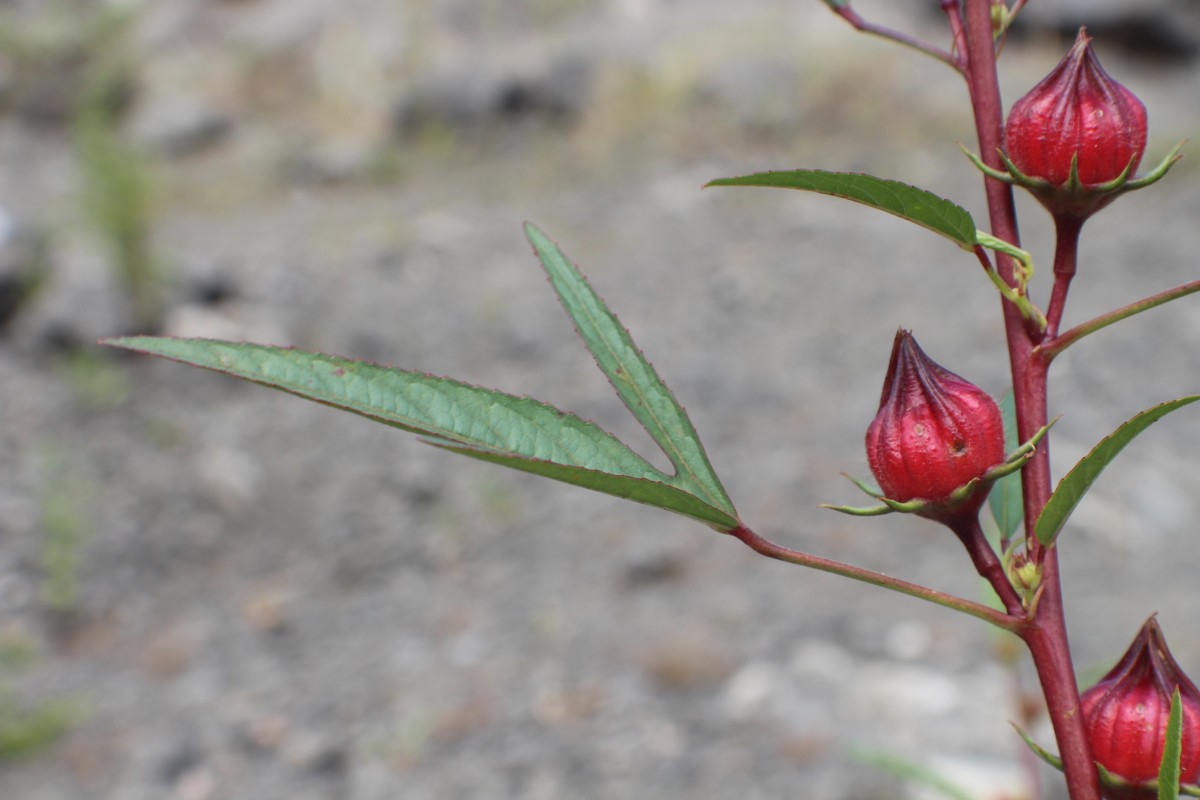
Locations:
865;331;1005;522
1080;617;1200;799
1004;28;1148;188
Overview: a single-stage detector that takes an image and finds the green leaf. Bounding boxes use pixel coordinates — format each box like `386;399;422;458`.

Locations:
1012;723;1063;772
102;337;740;531
988;390;1024;540
851;749;977;800
1035;396;1200;547
423;438;736;528
1160;689;1184;800
706;170;977;250
524;223;737;519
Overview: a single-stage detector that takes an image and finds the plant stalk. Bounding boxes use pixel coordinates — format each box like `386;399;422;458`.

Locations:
728;525;1021;630
960;2;1100;798
1046;216;1085;339
1039;278;1200;362
950;517;1024;616
829;3;963;70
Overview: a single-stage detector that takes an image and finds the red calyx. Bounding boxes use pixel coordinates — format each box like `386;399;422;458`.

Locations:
1004;27;1147;188
1080;616;1200;798
864;331;1005;522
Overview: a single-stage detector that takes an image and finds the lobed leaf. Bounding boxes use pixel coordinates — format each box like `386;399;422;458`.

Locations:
1035;396;1200;547
706;170;977;250
525;223;737;519
102;337;740;530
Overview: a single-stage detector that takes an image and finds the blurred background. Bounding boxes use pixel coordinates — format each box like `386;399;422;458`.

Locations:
1;1;1199;798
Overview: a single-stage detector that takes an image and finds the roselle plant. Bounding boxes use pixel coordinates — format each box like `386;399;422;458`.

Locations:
103;3;1200;799
1078;618;1200;799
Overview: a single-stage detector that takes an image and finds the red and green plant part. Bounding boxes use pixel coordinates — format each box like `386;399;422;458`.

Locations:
1081;618;1200;799
103;3;1200;798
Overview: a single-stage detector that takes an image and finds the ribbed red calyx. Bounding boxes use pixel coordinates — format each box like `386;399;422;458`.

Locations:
864;331;1005;521
1004;27;1147;187
1080;617;1200;799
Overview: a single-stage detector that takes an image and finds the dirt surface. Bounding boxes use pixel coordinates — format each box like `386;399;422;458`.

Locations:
2;2;1199;799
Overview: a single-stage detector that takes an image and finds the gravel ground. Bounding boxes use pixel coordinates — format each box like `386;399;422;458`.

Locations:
1;2;1199;799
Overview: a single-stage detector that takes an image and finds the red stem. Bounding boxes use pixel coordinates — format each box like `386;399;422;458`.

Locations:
1046;216;1085;339
1040;277;1200;362
727;524;1021;630
960;3;1101;799
941;0;968;65
950;517;1024;616
832;5;963;70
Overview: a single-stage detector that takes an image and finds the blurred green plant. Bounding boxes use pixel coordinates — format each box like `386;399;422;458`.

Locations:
0;2;130;120
0;634;37;673
853;749;983;800
0;630;79;761
0;1;164;331
57;347;130;409
74;50;163;334
39;450;92;615
0;690;78;761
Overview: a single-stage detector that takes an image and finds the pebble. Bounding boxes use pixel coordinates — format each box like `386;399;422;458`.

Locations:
722;660;787;720
194;446;264;513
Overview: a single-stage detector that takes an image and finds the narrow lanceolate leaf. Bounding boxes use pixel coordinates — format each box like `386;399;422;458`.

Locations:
705;170;977;250
989;390;1024;540
851;749;976;800
1036;396;1200;547
524;223;737;519
1160;689;1184;800
102;337;741;531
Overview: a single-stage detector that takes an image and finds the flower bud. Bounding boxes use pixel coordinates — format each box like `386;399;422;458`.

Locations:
865;331;1005;522
1005;28;1147;189
1080;617;1200;798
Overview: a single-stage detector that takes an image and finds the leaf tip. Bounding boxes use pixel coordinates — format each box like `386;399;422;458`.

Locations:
523;221;550;248
99;335;152;353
